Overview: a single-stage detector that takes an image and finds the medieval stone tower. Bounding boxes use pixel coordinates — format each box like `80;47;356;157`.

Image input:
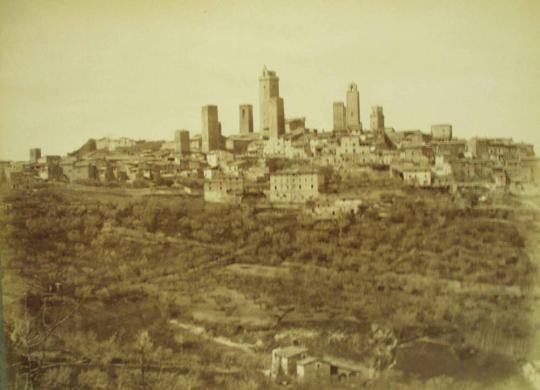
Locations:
333;102;347;131
370;106;385;131
346;83;362;131
259;66;285;138
201;105;221;153
239;104;254;134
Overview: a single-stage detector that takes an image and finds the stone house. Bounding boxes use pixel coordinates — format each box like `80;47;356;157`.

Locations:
271;346;308;379
269;169;323;203
386;129;427;148
336;136;372;159
62;161;99;182
399;145;434;165
432;140;466;159
391;164;432;187
204;176;244;204
296;357;331;382
272;346;374;384
263;138;308;159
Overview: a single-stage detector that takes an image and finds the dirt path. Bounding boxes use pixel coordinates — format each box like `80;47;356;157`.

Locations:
170;320;256;354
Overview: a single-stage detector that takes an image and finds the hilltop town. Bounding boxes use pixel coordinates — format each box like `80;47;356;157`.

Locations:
1;66;538;209
2;68;540;389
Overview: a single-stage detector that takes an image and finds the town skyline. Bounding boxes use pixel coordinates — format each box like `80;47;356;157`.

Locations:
1;0;540;161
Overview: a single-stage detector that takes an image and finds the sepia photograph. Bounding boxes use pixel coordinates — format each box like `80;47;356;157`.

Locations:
0;0;539;389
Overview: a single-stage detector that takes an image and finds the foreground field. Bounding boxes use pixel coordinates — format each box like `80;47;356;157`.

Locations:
1;183;539;389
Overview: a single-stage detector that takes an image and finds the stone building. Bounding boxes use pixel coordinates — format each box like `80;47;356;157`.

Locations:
204;176;244;203
269;169;323;203
433;154;453;177
263;138;309;159
431;124;452;141
466;138;489;159
297;357;331;382
62;161;99;182
271;345;374;384
391;164;432;186
206;150;234;169
259;66;285;138
431;140;466;159
451;158;495;183
370;106;385;131
36;157;63;181
271;346;308;379
225;135;256;155
487;141;534;162
239;104;254;134
336;136;372;159
190;135;202;153
285;117;306;133
386;129;427;148
346;83;362;131
202;105;222;153
29;148;42;163
267;98;285;138
399;145;434;164
174;129;190;154
333;102;346;131
505;157;539;184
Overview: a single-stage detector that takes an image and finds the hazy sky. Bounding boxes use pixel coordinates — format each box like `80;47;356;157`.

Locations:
1;0;539;160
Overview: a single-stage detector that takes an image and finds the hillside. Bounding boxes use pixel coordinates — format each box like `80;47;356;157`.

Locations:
1;183;539;389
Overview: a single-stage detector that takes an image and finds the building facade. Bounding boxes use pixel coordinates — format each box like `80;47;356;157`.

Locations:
431;124;452;141
269;170;323;202
204;176;244;203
